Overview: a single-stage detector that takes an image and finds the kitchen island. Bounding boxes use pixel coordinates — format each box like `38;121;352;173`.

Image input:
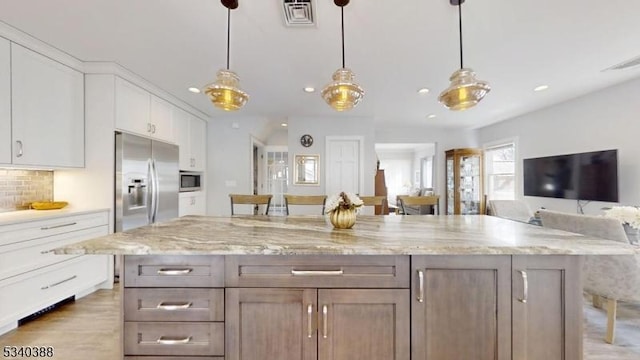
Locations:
56;215;635;360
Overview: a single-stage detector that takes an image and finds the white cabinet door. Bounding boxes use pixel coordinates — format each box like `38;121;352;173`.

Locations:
173;107;191;170
190;117;207;172
11;43;84;167
0;38;10;164
179;191;206;216
115;77;151;136
150;95;173;142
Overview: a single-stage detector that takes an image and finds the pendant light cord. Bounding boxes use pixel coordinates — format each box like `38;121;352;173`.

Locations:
226;8;231;70
341;6;346;68
458;1;464;69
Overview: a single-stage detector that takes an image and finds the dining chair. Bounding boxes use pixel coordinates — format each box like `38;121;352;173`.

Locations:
359;195;388;215
538;209;640;344
283;195;327;215
229;194;273;215
397;195;440;215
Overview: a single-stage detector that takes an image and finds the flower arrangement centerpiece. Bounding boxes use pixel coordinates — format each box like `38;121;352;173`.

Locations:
603;206;640;244
326;192;363;229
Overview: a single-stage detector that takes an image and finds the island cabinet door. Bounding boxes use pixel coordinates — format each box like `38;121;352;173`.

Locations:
226;288;318;360
317;289;410;360
512;255;583;360
411;255;512;360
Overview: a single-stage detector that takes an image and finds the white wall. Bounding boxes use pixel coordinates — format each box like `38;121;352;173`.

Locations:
478;77;640;215
266;128;288;146
287;117;376;205
206;116;273;215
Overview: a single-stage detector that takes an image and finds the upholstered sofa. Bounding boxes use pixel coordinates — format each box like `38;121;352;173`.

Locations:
397;188;435;215
538;209;640;344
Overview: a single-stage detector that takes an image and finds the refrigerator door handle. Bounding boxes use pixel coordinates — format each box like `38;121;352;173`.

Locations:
147;158;155;224
152;158;160;223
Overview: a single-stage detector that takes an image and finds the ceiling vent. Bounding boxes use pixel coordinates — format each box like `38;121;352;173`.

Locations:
282;0;316;27
602;55;640;71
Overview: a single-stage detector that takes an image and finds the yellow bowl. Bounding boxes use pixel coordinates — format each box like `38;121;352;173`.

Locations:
30;201;69;210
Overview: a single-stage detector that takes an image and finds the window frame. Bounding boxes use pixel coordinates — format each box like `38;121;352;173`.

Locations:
483;138;519;200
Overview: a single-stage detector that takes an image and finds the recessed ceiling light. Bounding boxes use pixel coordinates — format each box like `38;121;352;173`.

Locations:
417;88;430;95
281;123;288;127
427;114;437;119
303;87;315;93
188;87;201;94
534;85;549;92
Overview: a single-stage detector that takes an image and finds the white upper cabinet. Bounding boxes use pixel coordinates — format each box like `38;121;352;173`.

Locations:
173;107;206;172
11;43;84;167
115;77;151;136
0;38;10;164
190;117;206;172
115;77;174;143
173;107;191;170
149;95;173;143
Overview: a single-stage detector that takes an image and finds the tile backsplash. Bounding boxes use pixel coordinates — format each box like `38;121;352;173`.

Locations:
0;169;53;212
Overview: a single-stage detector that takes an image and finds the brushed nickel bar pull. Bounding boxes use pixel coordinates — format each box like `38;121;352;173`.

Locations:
16;140;23;157
41;275;77;290
156;302;193;310
307;304;313;338
156;336;192;345
40;249;55;254
157;268;193;275
518;270;528;303
291;269;344;276
322;305;328;339
41;222;77;230
417;270;425;303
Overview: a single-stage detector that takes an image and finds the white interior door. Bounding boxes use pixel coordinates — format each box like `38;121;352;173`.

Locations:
326;137;363;196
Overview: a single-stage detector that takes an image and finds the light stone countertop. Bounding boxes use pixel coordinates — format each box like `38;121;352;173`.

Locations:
53;215;637;256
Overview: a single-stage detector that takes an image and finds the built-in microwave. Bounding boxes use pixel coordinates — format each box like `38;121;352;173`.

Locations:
179;172;202;192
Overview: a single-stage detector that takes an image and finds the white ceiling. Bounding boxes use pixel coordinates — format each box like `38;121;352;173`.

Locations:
1;0;640;129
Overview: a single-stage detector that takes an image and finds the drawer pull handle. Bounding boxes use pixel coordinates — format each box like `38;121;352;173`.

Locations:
40;249;55;254
157;302;193;310
291;269;344;276
41;275;77;290
307;304;313;338
156;336;192;345
41;222;77;230
157;268;193;275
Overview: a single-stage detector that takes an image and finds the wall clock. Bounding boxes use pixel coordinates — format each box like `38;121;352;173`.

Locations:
300;134;314;147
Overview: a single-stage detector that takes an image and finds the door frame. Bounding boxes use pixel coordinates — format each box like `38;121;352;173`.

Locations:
250;136;265;195
325;136;365;195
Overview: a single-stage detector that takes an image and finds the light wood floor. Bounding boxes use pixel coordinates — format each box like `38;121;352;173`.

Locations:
0;287;638;359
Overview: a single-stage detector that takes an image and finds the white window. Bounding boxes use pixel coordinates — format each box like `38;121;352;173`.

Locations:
485;142;516;200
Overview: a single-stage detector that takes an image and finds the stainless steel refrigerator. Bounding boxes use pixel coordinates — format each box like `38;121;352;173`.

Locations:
115;132;179;232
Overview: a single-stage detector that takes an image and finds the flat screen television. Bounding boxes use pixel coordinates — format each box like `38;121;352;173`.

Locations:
523;149;618;202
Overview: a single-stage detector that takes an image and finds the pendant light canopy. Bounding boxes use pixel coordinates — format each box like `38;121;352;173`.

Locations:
204;0;249;111
321;0;364;112
438;0;490;111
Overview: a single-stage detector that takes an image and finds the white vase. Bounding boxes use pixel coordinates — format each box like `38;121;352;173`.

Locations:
623;223;639;245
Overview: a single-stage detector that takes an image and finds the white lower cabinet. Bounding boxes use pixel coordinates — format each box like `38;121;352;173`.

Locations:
179;191;206;216
0;210;111;335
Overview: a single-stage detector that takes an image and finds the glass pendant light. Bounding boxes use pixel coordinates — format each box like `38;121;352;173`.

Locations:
204;0;249;111
438;0;490;111
321;0;364;111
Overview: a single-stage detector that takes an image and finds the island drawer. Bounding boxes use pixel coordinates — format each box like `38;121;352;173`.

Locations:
225;255;410;288
124;322;224;356
124;255;224;288
124;288;224;322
